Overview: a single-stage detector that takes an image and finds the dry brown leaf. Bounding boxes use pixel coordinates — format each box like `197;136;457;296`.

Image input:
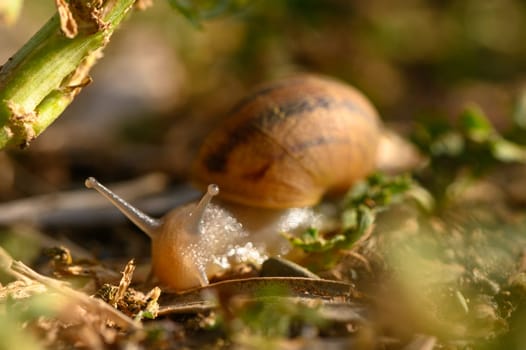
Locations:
55;0;78;38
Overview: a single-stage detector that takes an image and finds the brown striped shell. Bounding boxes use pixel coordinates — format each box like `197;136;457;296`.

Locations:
192;74;381;209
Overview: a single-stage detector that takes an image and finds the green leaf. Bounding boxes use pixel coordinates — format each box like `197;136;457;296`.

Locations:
490;138;526;162
459;105;494;142
430;131;464;157
285;228;328;252
512;90;526;130
346;172;414;209
135;310;155;321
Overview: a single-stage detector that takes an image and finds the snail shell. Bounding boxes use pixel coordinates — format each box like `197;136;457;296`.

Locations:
192;74;381;209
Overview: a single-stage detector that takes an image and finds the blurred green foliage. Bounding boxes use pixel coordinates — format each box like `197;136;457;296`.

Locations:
382;197;526;344
194;0;526;119
230;285;326;340
0;229;40;275
412;105;526;204
167;0;251;25
0;0;23;26
0;293;60;350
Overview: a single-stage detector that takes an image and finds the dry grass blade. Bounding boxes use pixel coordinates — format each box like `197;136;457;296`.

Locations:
9;259;141;331
111;259;135;308
0;246;32;283
0;246;47;300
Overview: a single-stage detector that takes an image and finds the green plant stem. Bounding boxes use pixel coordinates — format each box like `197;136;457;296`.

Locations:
0;0;137;149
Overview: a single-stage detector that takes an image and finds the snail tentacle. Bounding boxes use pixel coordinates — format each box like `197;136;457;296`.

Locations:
185;184;219;235
85;177;161;238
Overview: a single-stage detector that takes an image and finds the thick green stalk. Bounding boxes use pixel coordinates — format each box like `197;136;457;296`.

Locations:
0;0;137;149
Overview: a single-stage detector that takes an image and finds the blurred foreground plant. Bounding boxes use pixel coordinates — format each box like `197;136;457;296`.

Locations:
380;204;526;344
412;104;526;205
0;293;60;350
0;0;23;26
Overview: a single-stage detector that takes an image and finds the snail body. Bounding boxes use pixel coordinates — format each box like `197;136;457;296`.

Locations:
85;179;257;291
86;74;382;291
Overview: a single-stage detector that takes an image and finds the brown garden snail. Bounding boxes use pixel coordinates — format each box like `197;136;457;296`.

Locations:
86;74;386;291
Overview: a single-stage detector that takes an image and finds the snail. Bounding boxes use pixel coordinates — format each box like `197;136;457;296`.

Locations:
86;74;391;291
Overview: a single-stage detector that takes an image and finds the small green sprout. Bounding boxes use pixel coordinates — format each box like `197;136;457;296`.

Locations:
286;173;425;255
